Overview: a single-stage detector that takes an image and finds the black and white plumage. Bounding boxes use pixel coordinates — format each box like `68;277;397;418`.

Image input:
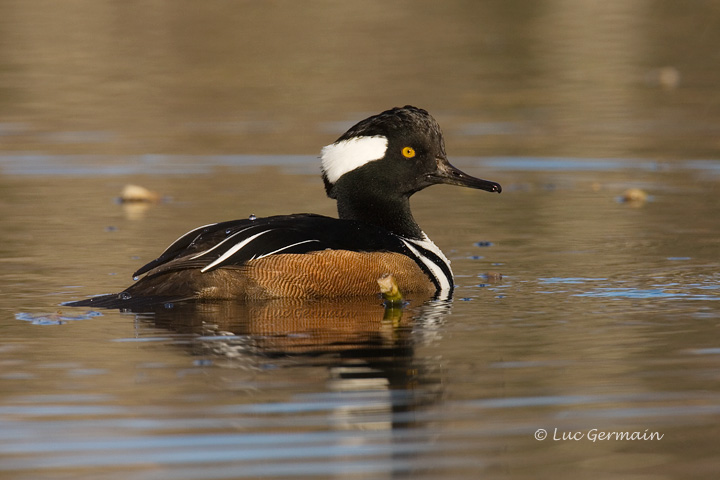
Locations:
68;106;501;307
131;214;453;293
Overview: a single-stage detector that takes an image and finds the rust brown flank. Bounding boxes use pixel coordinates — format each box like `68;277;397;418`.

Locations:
131;250;435;300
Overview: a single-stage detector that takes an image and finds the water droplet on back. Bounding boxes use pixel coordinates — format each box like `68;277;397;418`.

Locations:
249;214;257;221
133;275;139;281
119;292;132;300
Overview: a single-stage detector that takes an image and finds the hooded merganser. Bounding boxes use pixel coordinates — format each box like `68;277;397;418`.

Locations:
69;106;501;307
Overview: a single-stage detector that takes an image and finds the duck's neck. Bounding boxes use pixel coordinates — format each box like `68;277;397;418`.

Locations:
336;191;424;239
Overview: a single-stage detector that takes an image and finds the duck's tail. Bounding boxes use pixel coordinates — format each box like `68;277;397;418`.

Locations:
63;292;193;311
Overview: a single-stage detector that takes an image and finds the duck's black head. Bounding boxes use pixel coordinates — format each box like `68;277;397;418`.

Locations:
320;106;501;237
321;106;501;199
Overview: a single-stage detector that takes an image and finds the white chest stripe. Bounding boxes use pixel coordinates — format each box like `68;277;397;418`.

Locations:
401;239;452;297
320;135;388;183
406;234;452;269
200;230;273;272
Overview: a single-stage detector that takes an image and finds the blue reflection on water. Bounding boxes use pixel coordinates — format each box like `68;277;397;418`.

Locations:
575;288;720;300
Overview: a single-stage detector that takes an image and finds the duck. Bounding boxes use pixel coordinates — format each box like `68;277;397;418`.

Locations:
68;106;501;307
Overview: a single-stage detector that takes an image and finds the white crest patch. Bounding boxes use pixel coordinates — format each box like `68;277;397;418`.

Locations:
320;135;388;183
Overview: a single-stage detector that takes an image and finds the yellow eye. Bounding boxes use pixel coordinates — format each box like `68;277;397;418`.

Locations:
402;146;416;158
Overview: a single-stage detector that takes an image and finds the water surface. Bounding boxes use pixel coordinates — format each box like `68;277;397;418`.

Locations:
2;1;720;479
2;158;720;479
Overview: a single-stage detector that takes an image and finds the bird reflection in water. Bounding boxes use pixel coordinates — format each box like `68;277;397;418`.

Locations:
128;293;450;430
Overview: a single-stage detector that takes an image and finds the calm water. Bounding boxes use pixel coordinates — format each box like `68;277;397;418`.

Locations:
2;1;720;479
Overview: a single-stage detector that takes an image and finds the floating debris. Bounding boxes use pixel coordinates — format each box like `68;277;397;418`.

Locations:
482;271;503;282
620;188;649;204
377;274;404;306
119;184;161;203
645;66;681;90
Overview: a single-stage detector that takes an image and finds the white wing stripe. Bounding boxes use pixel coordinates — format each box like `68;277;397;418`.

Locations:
190;225;258;260
158;222;218;256
254;239;321;260
200;230;273;272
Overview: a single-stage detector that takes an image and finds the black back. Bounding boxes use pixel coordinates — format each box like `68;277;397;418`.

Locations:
133;214;416;278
